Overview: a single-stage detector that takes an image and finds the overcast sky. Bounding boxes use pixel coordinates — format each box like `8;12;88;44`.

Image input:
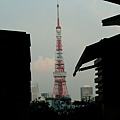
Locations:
0;0;120;100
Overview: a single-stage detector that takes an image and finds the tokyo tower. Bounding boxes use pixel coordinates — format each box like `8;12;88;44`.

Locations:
52;0;69;98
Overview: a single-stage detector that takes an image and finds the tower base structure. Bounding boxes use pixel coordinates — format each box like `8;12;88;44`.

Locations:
53;81;69;99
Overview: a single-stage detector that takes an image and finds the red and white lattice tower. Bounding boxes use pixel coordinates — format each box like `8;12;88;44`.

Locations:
52;0;69;98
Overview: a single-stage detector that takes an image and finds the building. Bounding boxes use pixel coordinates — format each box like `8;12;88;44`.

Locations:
31;82;39;101
73;1;120;119
39;93;60;109
41;92;52;99
102;0;120;26
73;33;120;119
45;97;59;109
80;85;93;101
0;29;31;119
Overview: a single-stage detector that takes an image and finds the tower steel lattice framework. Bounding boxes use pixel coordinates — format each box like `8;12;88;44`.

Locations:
52;0;69;98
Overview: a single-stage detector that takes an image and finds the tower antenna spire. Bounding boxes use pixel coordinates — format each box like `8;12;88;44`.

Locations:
56;0;61;28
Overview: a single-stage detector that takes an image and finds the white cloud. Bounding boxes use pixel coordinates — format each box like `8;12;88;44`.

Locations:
32;56;55;72
31;56;55;96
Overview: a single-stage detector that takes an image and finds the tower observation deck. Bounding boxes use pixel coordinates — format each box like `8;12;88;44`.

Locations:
52;0;69;98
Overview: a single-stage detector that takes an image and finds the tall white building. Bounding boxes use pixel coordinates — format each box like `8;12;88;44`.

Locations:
31;82;39;101
80;85;93;101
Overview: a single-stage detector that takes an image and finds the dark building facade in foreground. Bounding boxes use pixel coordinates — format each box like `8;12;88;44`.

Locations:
73;1;120;119
73;34;120;120
0;29;31;119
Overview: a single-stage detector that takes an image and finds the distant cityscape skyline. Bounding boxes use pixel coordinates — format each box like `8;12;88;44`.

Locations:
31;81;94;101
